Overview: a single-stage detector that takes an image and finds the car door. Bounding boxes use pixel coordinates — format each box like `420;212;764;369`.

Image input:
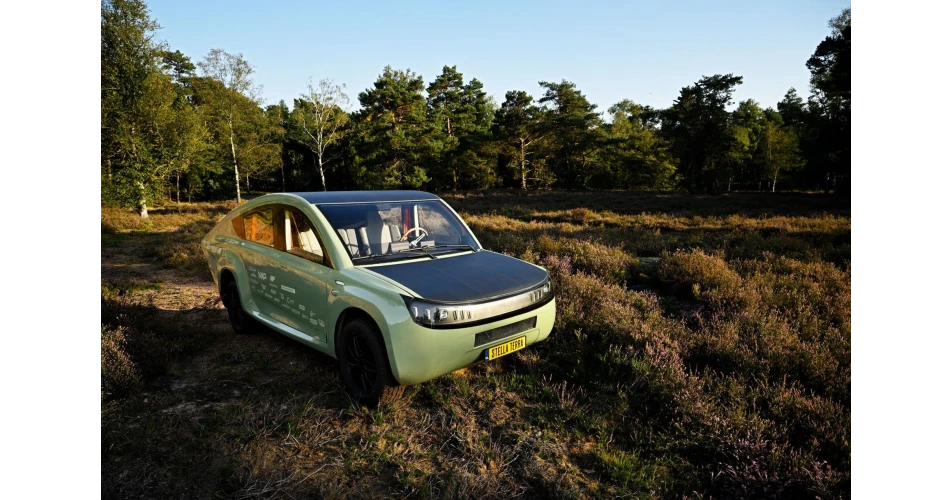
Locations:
271;205;331;343
236;206;286;321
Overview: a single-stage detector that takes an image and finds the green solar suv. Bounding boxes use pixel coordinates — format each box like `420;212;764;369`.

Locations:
202;191;556;407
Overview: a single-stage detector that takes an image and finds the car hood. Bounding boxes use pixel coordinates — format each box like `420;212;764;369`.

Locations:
361;250;548;304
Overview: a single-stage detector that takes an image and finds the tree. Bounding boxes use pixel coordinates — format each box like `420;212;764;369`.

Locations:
758;112;803;192
197;48;263;203
727;99;766;190
160;49;196;84
662;74;744;191
352;66;439;189
102;0;199;217
426;66;495;190
603;100;678;190
293;78;351;191
239;103;285;191
537;80;602;188
777;88;807;127
492;91;547;190
806;8;851;195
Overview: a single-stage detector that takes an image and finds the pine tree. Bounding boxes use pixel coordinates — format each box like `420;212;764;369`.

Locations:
537;80;602;189
353;67;440;189
426;66;495;190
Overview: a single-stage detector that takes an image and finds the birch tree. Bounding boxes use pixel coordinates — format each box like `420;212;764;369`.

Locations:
293;78;350;191
198;48;261;203
760;117;802;192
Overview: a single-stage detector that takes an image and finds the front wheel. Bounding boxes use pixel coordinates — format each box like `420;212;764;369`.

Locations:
222;278;259;335
338;318;404;408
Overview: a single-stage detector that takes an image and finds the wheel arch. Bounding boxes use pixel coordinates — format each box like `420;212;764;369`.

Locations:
333;307;383;357
213;248;251;310
333;306;402;385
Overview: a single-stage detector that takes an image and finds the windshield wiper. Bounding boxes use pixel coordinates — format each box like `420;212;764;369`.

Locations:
429;243;478;253
352;244;474;263
396;247;437;259
350;253;388;262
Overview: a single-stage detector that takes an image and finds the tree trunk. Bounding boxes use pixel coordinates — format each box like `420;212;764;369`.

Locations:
175;172;181;204
519;139;527;190
137;181;149;218
772;174;777;193
281;163;286;192
230;121;241;204
318;153;327;191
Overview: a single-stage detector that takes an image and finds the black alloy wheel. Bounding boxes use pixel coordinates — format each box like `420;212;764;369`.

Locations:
337;318;405;408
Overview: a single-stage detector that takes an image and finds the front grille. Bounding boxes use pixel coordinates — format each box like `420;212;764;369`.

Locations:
474;317;537;347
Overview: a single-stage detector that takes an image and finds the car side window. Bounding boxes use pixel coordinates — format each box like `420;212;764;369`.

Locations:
242;209;275;247
283;208;328;266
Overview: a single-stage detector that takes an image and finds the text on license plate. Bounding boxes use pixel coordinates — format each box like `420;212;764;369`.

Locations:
485;336;526;360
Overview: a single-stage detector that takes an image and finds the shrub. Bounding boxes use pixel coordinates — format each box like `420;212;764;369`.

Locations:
101;326;141;400
536;235;637;285
658;250;742;300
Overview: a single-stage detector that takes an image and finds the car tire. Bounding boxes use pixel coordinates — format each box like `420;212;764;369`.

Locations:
222;278;259;335
338;318;405;409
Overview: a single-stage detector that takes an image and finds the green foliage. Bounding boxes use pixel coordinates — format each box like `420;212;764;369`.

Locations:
602;100;679;189
101;2;850;209
101;0;179;215
352;66;438;189
492;90;549;189
537;80;602;188
290;79;351;191
806;8;851;195
662;74;745;191
426;66;496;191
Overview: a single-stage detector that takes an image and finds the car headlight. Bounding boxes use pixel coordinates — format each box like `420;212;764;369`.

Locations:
405;278;553;328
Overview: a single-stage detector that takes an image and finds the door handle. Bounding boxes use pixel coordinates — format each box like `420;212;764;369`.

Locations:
279;264;289;270
331;289;340;296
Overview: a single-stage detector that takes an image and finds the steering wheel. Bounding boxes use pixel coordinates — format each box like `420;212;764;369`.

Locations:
400;227;428;241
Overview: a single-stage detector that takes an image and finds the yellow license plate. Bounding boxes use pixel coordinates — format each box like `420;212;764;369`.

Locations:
485;336;526;360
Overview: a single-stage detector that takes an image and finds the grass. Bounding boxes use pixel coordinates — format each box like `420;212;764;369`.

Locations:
101;191;850;499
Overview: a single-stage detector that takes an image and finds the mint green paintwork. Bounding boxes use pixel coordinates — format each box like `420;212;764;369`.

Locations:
201;193;556;386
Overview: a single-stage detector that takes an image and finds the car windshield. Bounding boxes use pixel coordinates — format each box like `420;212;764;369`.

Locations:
316;200;479;264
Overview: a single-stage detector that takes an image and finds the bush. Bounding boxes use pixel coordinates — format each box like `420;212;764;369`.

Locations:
658;250;742;299
536;235;638;285
101;326;141;400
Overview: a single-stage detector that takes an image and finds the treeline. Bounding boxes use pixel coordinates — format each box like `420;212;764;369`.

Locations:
102;0;850;216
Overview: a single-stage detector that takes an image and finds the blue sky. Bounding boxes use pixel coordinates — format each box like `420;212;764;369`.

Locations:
149;0;849;114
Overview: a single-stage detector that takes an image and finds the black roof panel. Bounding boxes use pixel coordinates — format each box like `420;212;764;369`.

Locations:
287;190;440;204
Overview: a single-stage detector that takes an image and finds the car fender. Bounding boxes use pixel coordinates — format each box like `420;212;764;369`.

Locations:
212;244;258;313
326;278;412;371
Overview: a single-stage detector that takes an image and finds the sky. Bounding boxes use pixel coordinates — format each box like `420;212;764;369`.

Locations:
148;0;850;115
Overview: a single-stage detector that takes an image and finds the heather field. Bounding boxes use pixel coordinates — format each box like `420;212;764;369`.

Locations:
101;191;850;499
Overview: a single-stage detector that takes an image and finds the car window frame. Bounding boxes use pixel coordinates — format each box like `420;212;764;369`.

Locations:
276;205;333;269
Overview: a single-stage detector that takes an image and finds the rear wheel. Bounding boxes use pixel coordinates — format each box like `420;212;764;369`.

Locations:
222;278;259;335
338;318;404;408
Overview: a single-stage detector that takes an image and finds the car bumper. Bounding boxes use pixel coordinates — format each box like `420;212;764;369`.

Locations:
386;298;556;385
